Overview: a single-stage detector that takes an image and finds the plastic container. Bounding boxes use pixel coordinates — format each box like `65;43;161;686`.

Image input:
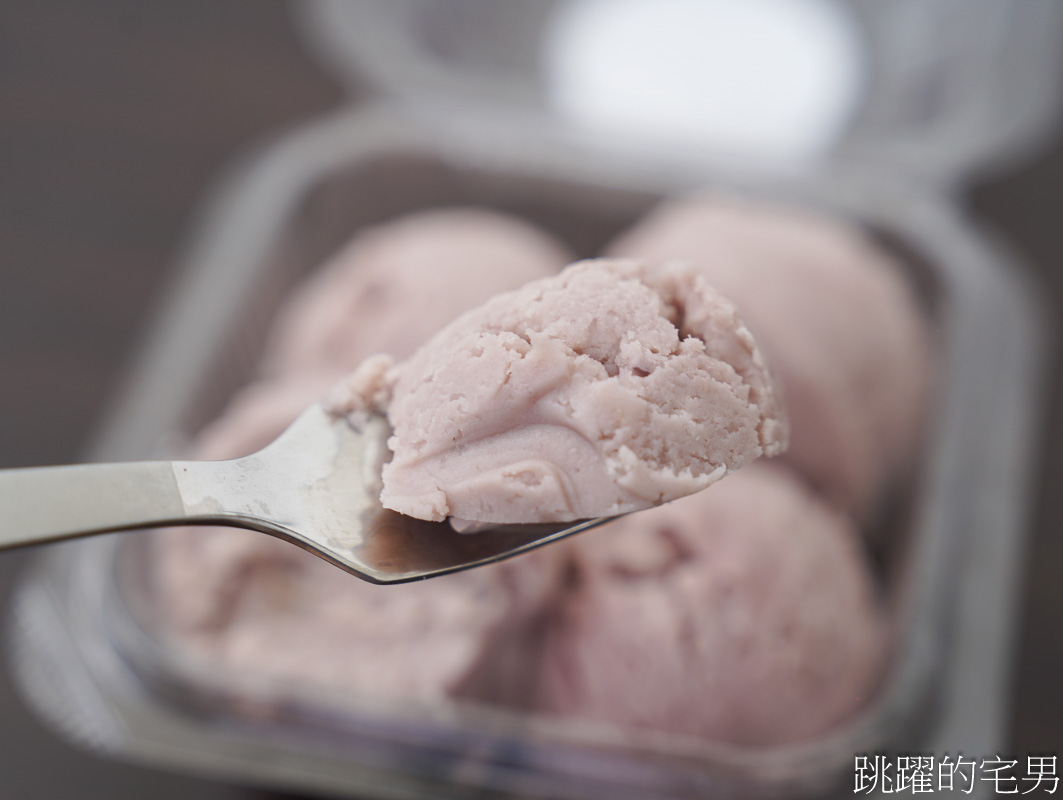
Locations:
7;1;1057;798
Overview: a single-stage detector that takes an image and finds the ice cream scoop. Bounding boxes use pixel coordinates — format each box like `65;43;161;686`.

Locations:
331;258;788;525
534;462;886;745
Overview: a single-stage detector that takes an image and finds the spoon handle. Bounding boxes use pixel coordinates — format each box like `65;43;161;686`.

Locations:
0;461;189;549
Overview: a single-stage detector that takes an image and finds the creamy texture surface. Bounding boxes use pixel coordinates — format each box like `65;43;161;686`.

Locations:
535;462;885;745
331;258;787;524
609;196;930;513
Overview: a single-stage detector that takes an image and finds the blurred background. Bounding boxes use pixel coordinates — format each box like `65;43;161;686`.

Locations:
0;1;1059;798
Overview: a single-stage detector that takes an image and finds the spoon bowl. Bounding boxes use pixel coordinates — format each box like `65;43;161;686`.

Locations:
0;404;609;583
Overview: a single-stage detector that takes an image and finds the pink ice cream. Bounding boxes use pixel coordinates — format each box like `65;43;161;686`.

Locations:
262;208;572;377
330;258;788;524
534;462;886;745
609;196;930;513
146;199;898;750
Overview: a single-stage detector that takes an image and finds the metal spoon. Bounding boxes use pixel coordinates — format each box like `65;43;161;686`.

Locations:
0;404;608;583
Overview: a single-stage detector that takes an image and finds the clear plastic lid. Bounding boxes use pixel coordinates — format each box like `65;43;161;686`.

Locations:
296;0;1059;186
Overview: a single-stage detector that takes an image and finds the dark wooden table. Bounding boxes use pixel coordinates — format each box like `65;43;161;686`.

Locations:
0;2;1059;798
